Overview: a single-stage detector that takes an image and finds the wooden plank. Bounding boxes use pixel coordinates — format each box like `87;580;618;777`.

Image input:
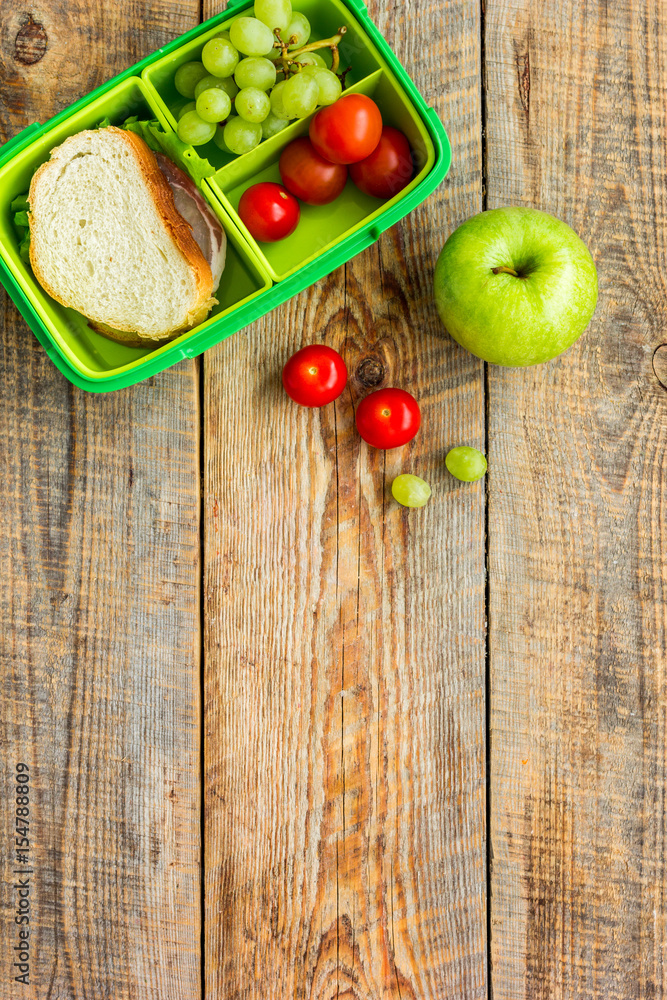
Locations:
0;4;203;997
203;1;486;997
486;0;667;995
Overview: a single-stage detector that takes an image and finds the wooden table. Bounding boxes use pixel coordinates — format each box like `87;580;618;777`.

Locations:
1;0;664;996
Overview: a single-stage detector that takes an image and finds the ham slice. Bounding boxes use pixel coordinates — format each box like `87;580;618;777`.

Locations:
155;153;226;293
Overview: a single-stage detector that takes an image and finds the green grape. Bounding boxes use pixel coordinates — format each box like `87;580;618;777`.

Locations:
196;87;232;123
229;17;275;57
177;110;217;146
295;51;326;68
285;11;310;48
281;73;319;118
391;474;432;508
254;0;292;31
235;56;276;91
235;86;271;122
261;110;289;138
311;68;341;105
269;79;295;119
445;446;487;482
195;74;239;101
174;61;209;98
226;8;255;27
177;100;197;120
213;125;232;151
224;116;263;153
202;36;240;77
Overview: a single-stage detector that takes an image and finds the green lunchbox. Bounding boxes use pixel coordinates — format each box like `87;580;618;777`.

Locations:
0;0;450;392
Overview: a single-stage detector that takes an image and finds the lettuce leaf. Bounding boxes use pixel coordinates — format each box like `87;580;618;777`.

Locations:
97;114;215;187
146;122;215;186
12;195;31;263
11;194;30;212
19;231;31;263
123;118;162;153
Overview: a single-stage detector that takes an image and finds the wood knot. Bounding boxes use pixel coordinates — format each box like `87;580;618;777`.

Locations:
354;356;385;388
14;14;48;65
652;344;667;389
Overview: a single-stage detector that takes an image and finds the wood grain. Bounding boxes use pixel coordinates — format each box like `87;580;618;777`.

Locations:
0;3;203;997
202;1;486;997
485;0;667;995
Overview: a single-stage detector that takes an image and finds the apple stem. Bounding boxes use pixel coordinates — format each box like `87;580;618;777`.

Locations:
492;265;520;277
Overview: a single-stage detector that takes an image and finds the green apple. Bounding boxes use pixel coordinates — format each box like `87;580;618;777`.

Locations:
434;207;598;366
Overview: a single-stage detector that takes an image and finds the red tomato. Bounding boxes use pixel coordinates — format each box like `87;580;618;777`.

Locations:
238;182;300;242
309;94;383;165
282;344;348;407
349;126;413;199
355;388;421;449
279;137;348;205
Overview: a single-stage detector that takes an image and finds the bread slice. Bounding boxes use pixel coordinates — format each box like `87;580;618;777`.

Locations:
28;127;217;342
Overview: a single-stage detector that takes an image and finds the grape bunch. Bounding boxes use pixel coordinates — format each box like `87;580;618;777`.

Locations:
174;1;346;156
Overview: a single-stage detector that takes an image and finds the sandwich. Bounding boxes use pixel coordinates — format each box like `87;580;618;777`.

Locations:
25;125;226;346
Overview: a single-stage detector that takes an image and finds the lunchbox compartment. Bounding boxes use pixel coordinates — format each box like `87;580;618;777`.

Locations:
0;76;272;379
208;68;435;281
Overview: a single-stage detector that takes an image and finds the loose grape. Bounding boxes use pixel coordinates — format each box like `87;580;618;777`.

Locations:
261;110;289;138
445;446;487;482
391;474;432;508
174;61;209;98
196;87;232;123
269;79;295;119
177;110;217;145
177;101;197;120
285;11;310;48
230;17;275;57
282;73;319;118
235;86;271;122
234;56;276;91
224;116;263;153
202;36;239;77
254;0;292;31
311;68;341;105
195;74;239;101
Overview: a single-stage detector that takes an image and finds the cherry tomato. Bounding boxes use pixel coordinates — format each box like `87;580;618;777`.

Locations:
309;94;383;165
349;126;413;199
238;182;300;242
282;344;348;407
355;388;421;449
279;137;348;205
